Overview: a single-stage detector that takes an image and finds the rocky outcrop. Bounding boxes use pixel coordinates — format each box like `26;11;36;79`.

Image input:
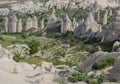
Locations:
112;41;120;52
4;17;8;32
0;44;13;59
102;10;120;42
8;14;17;33
79;51;120;81
7;44;30;58
47;8;57;26
61;14;72;34
17;19;22;32
40;18;45;30
46;8;64;33
74;12;101;38
32;16;38;29
25;17;33;31
103;10;108;25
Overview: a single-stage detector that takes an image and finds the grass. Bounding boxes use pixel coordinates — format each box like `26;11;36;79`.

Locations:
20;57;46;66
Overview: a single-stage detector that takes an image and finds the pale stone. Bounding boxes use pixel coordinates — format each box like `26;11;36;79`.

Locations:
17;19;22;33
32;16;38;29
103;10;108;25
25;17;33;31
4;17;8;32
74;12;101;38
102;10;120;42
61;14;72;34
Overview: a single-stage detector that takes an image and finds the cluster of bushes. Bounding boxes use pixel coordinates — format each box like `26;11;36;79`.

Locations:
92;57;116;70
68;69;109;84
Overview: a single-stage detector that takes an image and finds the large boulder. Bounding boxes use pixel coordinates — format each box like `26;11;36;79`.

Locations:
112;41;120;52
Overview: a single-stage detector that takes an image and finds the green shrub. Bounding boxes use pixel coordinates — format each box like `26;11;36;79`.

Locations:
98;73;109;83
13;53;23;62
69;73;90;83
27;40;40;54
92;57;116;70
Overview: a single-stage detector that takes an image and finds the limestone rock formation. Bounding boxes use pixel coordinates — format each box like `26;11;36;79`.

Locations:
46;8;62;33
103;10;108;25
94;11;100;22
0;45;13;59
47;8;57;26
102;10;120;42
108;8;113;16
74;12;101;38
4;17;8;32
61;14;72;34
92;1;101;12
9;14;18;33
4;14;23;33
25;17;33;31
17;19;22;32
72;18;78;32
79;51;120;81
32;16;38;29
40;18;45;30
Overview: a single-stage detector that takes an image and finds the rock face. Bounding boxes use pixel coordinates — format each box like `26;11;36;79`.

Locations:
25;17;33;31
17;19;22;32
103;10;108;25
4;15;38;33
47;8;57;26
0;45;13;59
61;14;72;34
40;18;45;30
8;14;18;33
94;11;100;22
46;8;62;33
32;16;38;29
79;51;120;81
102;10;120;42
4;17;8;32
76;0;120;9
74;12;101;38
0;49;61;84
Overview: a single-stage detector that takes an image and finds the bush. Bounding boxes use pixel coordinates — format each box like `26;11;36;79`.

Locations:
98;73;109;83
92;57;116;70
27;40;40;54
13;53;23;62
68;73;90;83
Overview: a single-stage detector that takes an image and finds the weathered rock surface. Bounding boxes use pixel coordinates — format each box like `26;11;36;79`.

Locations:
79;51;120;81
112;41;120;52
7;44;30;58
102;10;120;42
74;12;101;38
0;44;13;59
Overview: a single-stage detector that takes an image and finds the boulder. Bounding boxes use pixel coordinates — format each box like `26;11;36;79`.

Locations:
112;41;120;52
